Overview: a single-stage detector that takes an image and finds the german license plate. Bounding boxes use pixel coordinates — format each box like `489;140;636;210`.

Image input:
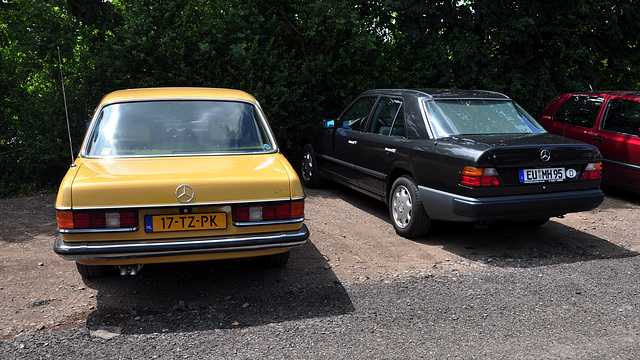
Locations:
519;168;565;183
144;213;227;232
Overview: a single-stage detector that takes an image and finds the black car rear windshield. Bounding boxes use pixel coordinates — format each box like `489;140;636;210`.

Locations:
424;99;546;138
83;100;276;157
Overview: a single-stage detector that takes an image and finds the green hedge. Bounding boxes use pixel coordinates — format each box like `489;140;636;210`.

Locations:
2;0;639;197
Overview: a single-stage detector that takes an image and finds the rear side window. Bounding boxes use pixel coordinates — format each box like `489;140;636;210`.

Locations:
554;96;603;128
368;97;405;137
602;99;640;136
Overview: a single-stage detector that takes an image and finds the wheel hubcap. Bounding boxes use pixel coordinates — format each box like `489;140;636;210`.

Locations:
392;185;412;229
302;152;313;182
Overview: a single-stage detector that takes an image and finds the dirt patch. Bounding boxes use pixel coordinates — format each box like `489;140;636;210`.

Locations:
0;194;93;338
1;186;639;339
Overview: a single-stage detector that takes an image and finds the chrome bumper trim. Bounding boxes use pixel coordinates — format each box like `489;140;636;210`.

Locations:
60;227;138;234
54;225;309;261
54;195;306;211
233;217;304;227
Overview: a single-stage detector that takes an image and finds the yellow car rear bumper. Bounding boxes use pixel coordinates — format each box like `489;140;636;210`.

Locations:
54;225;309;265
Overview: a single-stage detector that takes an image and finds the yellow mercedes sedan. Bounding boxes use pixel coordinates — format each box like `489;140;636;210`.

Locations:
54;88;309;278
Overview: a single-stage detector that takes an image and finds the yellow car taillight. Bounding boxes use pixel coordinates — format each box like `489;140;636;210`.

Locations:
232;200;305;222
57;210;138;230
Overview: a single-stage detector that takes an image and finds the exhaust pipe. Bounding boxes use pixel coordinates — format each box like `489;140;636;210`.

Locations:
118;264;144;276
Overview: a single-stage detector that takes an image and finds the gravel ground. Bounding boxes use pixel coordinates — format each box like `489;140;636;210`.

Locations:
3;258;640;359
1;185;640;359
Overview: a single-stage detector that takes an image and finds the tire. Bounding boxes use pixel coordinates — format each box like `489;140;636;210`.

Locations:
262;250;291;267
300;144;323;188
389;176;430;238
76;262;116;278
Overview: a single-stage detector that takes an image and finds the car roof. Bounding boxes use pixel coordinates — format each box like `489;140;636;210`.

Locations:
361;88;511;100
99;87;259;106
563;91;640;97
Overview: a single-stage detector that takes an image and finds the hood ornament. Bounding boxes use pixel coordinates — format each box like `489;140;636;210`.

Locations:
175;184;195;203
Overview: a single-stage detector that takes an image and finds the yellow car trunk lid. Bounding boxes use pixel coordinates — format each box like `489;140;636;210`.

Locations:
70;154;293;209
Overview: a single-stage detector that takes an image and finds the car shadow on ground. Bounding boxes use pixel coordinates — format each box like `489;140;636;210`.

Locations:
423;220;638;268
82;241;354;335
309;184;639;269
601;184;640;207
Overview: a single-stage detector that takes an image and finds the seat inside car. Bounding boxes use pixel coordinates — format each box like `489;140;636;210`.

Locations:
114;119;164;151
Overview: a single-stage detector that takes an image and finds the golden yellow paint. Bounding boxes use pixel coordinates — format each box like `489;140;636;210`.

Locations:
54;88;306;267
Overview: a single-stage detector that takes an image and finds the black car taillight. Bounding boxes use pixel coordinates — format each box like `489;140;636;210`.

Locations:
581;162;602;180
459;166;502;187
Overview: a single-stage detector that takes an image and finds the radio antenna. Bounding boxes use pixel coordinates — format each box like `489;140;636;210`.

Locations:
57;47;75;167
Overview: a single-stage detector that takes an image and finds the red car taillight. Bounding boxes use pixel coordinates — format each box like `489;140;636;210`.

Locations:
581;162;602;180
57;210;138;230
232;200;305;222
459;166;502;187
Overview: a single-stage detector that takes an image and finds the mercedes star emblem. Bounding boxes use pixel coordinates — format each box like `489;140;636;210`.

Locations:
175;184;195;203
540;149;551;162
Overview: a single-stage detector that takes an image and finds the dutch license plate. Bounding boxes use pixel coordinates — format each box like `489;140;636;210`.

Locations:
519;167;565;183
144;213;227;232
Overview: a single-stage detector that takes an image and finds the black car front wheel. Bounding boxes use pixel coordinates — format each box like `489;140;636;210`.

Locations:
389;176;430;238
301;144;322;188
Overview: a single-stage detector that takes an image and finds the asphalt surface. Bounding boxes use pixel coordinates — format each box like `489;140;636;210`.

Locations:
2;186;640;359
3;256;640;359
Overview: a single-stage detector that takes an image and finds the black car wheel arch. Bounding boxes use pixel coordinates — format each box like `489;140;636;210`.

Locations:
389;176;430;238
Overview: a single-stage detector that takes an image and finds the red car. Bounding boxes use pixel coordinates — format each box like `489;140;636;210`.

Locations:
537;92;640;192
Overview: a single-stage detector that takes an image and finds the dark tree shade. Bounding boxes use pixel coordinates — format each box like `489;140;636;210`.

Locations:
1;0;639;196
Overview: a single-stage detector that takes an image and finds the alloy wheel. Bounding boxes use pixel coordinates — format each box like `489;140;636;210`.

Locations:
391;184;412;229
302;151;313;183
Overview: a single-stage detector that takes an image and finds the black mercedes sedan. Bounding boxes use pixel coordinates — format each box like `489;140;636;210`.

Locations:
299;89;604;238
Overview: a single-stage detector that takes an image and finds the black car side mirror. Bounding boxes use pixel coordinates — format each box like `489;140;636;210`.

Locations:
323;119;337;128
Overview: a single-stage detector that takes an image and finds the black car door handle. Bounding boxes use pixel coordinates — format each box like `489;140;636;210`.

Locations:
592;136;604;142
348;140;357;146
384;147;397;154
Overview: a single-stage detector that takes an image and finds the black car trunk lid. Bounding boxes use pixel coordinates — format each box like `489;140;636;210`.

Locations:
453;133;601;190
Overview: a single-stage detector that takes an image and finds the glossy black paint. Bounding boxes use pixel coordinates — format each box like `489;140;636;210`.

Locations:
300;89;604;223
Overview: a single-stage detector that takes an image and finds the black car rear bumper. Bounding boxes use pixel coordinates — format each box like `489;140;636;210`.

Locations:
53;225;309;262
419;187;604;222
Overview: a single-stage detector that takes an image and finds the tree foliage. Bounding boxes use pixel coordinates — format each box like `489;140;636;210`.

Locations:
1;0;639;196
